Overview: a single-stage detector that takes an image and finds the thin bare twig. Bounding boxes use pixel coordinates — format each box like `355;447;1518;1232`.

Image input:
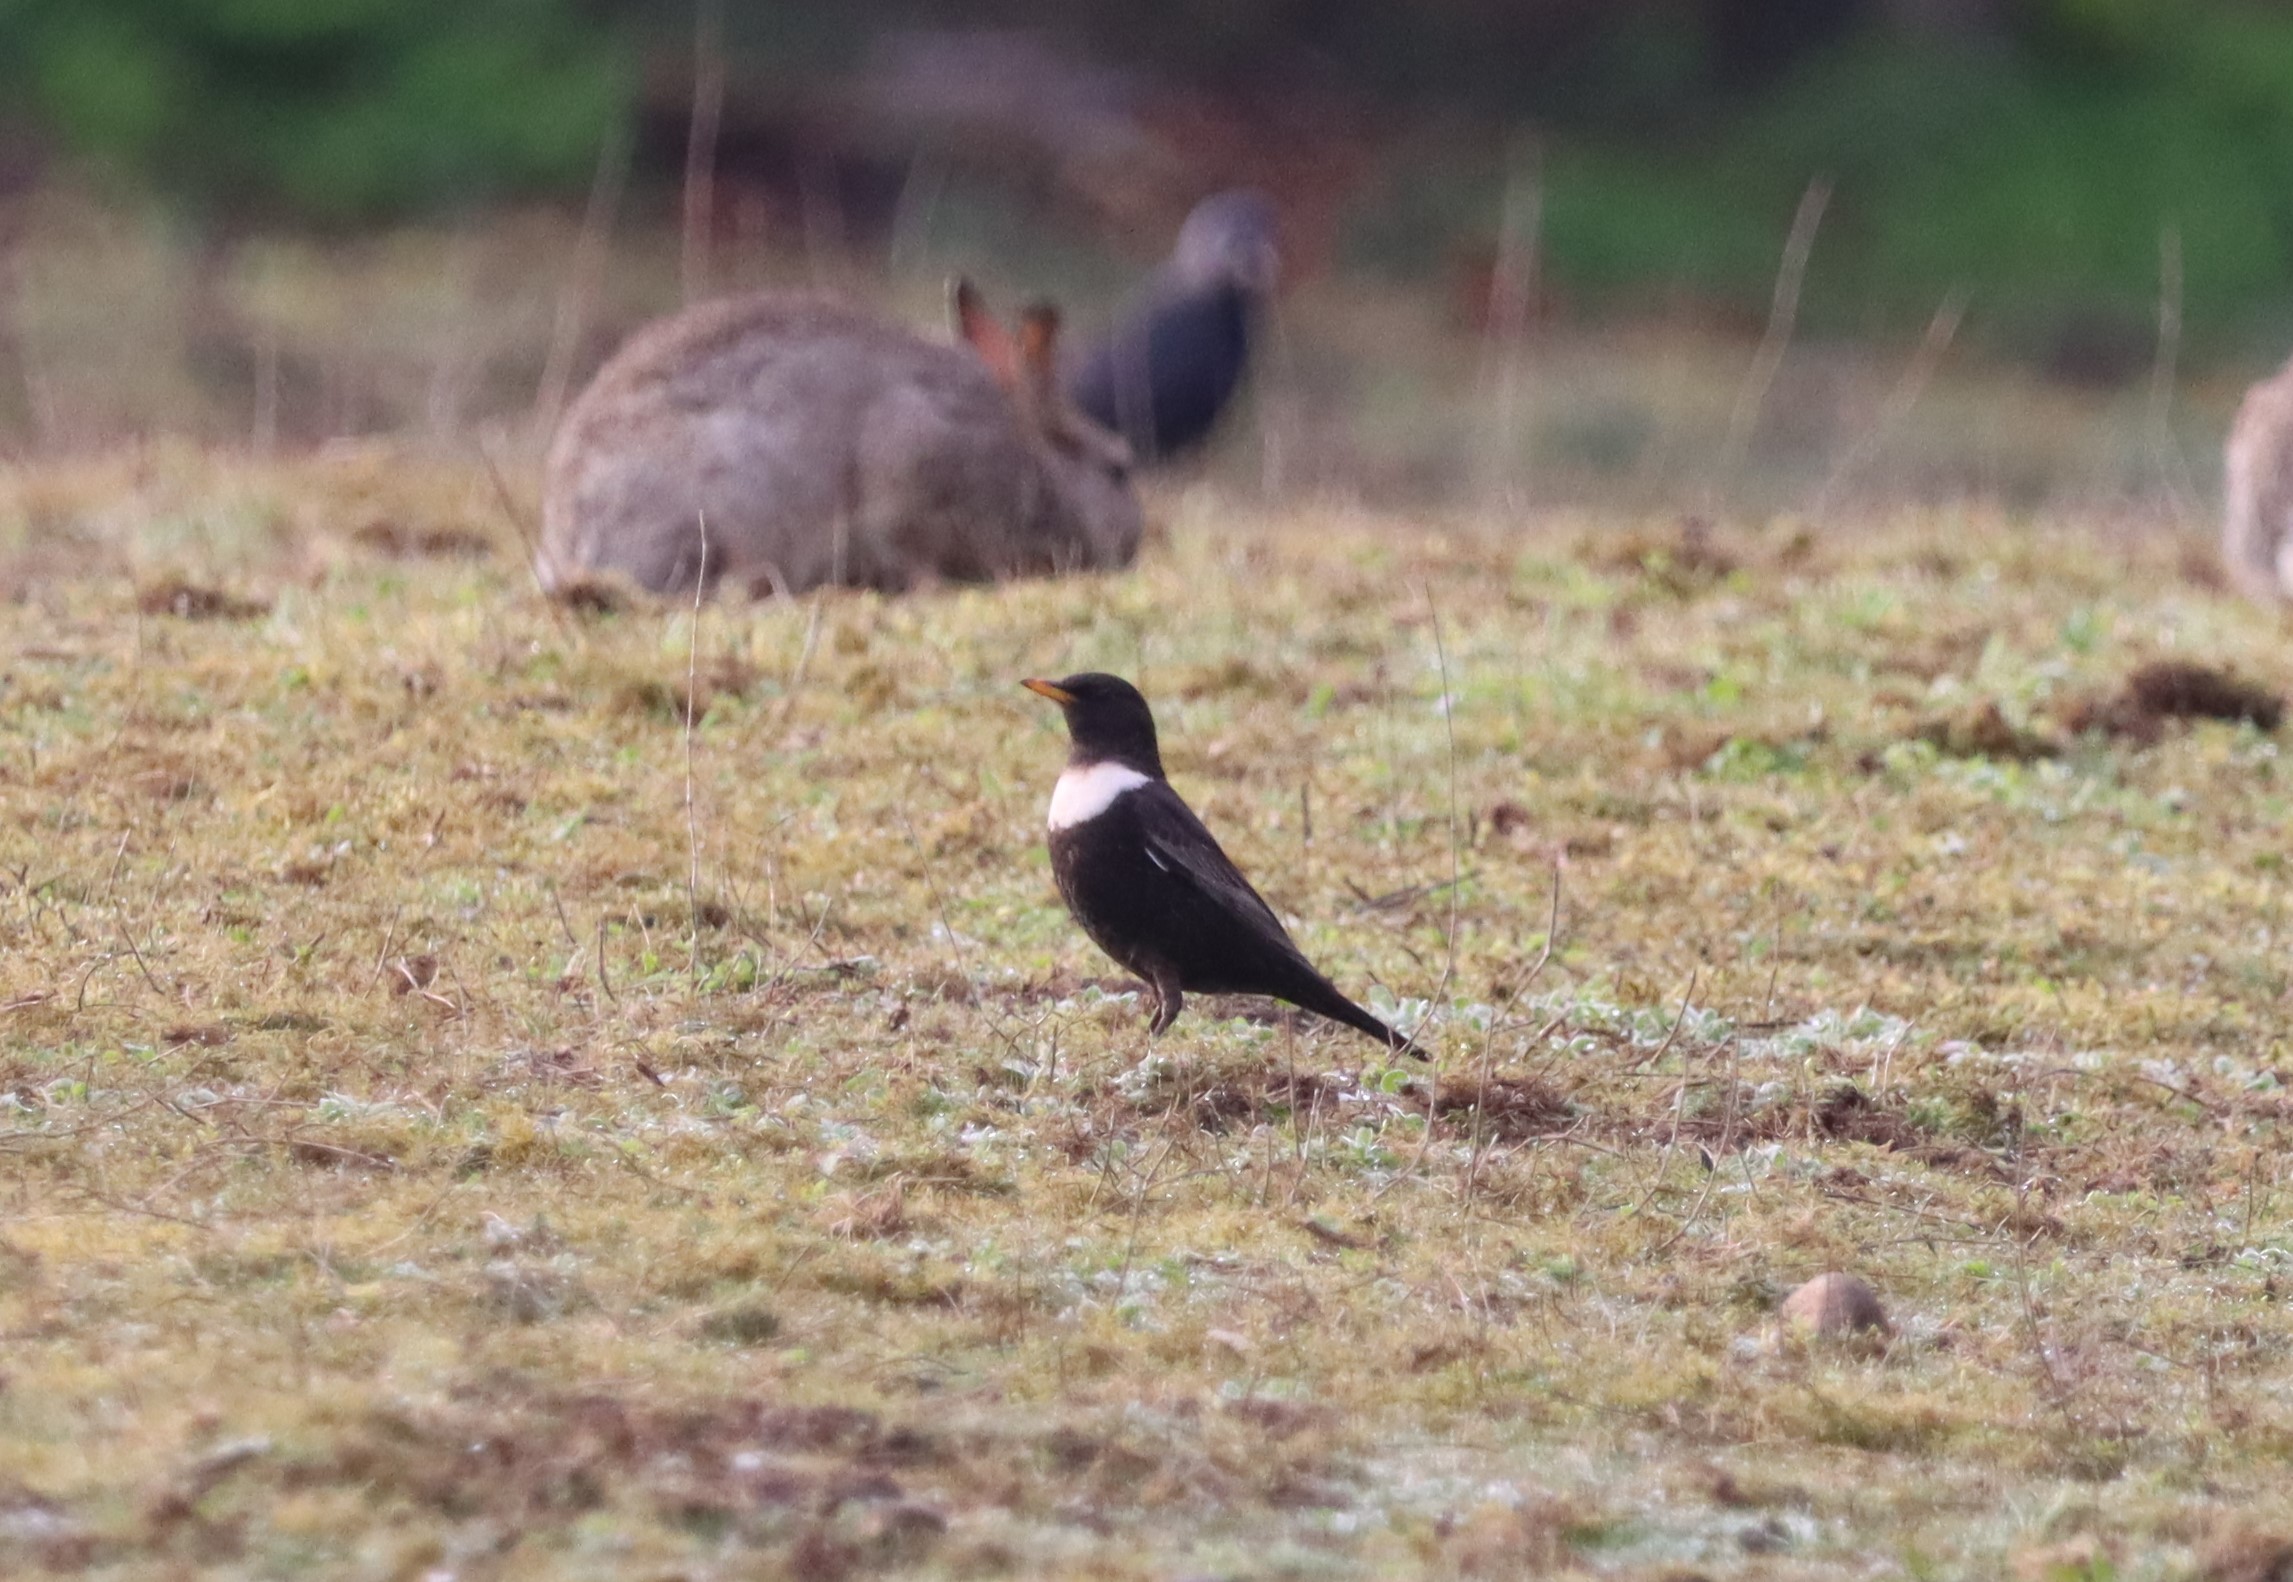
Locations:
1625;968;1700;1071
547;886;580;952
1424;582;1463;1045
1647;1028;1741;1256
1460;860;1564;1202
114;917;163;996
684;510;709;983
595;912;618;1005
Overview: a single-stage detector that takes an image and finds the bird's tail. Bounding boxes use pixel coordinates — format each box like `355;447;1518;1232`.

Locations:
1295;978;1427;1061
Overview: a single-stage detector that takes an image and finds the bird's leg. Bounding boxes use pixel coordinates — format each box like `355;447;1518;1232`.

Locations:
1146;965;1184;1036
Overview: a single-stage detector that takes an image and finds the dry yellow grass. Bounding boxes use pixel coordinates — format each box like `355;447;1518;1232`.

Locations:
2;448;2291;1578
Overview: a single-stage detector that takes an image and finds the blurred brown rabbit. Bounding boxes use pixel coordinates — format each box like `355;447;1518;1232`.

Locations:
540;282;1142;597
2223;354;2293;606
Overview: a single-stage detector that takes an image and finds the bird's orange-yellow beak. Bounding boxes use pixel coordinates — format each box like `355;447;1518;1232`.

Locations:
1021;678;1075;705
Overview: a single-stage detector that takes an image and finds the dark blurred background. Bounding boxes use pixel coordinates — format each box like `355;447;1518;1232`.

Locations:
1;0;2285;511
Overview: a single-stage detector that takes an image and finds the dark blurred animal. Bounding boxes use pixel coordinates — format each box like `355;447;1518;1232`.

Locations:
1065;190;1278;464
541;284;1140;597
2224;352;2293;606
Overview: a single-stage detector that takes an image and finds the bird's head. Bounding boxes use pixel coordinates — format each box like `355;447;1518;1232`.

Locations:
1022;672;1164;776
1171;189;1279;297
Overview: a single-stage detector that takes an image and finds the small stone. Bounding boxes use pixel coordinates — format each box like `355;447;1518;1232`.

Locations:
1778;1272;1891;1342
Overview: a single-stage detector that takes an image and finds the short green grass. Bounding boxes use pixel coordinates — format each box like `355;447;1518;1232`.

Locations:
3;451;2292;1580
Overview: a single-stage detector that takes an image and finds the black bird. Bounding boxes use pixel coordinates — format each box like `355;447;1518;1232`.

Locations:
1022;672;1420;1056
1064;190;1278;464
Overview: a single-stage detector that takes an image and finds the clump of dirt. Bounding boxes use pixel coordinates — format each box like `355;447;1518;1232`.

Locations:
1426;1074;1571;1142
1479;802;1613;860
1811;1084;1936;1152
1484;801;1534;843
608;655;764;725
2177;540;2233;593
1651;721;1824;774
2129;659;2284;727
1117;1058;1358;1132
1655;723;1735;772
1165;656;1308;702
135;578;270;621
1908;698;2057;761
1875;623;1993;685
132;760;206;802
1118;1059;1568;1146
1700;1083;1997;1175
2195;1526;2293;1582
280;1389;952;1570
1584;517;1738;597
2060;659;2284;744
385;955;441;995
547;573;640;615
1432;1494;1609;1576
350;520;495;560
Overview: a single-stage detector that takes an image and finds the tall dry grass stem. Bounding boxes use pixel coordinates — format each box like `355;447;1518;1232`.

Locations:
681;0;725;305
682;509;708;982
478;436;580;644
1423;584;1462;1038
1476;136;1542;511
531;128;630;446
2149;223;2199;525
1719;177;1831;511
1808;290;1966;518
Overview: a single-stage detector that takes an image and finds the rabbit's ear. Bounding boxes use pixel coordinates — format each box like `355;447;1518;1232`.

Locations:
1016;303;1062;391
951;278;1019;386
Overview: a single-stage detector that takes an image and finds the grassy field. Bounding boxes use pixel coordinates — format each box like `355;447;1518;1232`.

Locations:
3;449;2293;1579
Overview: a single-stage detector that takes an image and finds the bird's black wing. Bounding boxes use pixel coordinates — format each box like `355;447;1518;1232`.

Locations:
1130;784;1312;964
1127;782;1416;1054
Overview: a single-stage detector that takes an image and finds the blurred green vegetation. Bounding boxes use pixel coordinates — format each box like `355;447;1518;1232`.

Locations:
1348;2;2293;356
0;0;632;218
1;0;2289;357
